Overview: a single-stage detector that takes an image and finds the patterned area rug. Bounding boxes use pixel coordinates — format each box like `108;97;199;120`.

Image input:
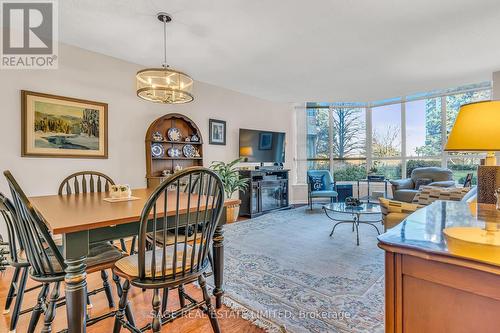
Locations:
218;206;385;333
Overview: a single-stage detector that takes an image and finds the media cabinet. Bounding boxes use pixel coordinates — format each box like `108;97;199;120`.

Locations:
238;169;291;218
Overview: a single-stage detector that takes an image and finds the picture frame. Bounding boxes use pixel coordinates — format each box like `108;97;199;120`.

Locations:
259;132;273;150
209;119;226;145
21;90;108;158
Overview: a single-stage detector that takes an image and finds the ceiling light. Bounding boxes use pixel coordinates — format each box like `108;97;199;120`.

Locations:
136;13;194;104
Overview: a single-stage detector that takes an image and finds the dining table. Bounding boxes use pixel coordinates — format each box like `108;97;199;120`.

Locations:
29;187;239;333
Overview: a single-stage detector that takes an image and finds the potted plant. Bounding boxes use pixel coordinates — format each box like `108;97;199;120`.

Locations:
210;158;249;222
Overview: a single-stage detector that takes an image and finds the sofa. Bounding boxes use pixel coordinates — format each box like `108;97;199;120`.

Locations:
390;167;455;202
380;185;477;231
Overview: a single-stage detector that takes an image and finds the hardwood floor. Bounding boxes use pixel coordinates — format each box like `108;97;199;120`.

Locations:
0;266;264;332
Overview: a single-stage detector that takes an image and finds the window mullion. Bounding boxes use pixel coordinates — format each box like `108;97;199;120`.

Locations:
328;106;335;176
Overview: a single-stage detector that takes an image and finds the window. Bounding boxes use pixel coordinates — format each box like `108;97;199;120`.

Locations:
372;104;401;158
406;98;441;157
305;82;492;184
371;159;402;179
446;90;491;135
306;108;329;171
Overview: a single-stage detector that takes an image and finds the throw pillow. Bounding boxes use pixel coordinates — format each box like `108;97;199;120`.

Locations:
414;178;432;189
309;175;325;191
412;186;470;205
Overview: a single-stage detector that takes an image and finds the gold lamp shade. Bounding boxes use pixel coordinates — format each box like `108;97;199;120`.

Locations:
136;68;193;104
445;100;500;165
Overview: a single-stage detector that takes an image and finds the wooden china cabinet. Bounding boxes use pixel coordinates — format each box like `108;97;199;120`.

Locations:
145;113;203;188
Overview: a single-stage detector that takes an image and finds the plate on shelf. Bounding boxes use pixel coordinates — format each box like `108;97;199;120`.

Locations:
152;131;163;141
151;143;165;158
167;128;182;141
167;147;181;158
183;144;196;158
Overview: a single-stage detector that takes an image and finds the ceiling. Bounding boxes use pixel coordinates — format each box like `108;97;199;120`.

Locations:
60;0;500;103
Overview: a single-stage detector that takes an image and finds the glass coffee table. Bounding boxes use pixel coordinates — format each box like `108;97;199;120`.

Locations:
323;202;382;246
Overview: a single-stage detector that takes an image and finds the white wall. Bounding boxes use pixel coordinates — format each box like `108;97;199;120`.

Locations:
493;71;500;99
0;44;295;237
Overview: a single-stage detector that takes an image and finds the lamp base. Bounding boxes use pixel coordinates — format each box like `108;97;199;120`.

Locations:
485;151;497;166
478;165;500;204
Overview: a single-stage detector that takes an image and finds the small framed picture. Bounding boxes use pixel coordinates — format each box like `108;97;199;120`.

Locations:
209;119;226;145
259;132;273;150
21;90;108;158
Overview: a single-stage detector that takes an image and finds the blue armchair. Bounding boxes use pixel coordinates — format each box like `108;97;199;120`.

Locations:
307;170;338;210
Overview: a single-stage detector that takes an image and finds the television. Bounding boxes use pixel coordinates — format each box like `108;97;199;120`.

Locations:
239;128;285;163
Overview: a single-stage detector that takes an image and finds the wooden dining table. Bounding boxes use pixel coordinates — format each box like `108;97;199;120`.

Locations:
29;188;239;333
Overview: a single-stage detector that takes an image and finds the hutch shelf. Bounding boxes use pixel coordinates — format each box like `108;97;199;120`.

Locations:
145;113;203;188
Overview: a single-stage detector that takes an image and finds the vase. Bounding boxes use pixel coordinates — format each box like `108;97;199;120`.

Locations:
226;204;240;223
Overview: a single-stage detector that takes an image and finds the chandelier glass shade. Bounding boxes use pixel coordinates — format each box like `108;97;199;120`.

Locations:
136;13;194;104
136;67;193;104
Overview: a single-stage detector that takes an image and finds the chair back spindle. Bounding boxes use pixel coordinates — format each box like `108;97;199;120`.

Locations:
137;167;224;282
58;171;114;195
0;193;23;264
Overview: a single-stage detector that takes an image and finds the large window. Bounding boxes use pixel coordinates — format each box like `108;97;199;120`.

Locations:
406;98;442;157
372;104;401;157
306;105;366;180
305;82;491;184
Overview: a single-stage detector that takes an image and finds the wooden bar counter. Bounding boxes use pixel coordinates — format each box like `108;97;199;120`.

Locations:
378;200;500;333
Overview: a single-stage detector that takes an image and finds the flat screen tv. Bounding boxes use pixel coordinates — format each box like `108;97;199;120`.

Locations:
239;128;285;163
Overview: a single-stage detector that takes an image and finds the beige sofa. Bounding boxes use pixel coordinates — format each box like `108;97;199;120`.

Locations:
380;186;477;231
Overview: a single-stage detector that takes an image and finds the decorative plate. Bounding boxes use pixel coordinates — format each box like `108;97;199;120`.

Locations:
183;144;196;158
191;134;199;142
167;128;182;141
167;147;181;158
151;143;165;158
152;131;163;141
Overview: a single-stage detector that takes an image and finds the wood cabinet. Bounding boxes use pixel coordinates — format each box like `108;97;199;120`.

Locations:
145;113;203;188
238;169;290;218
378;201;500;333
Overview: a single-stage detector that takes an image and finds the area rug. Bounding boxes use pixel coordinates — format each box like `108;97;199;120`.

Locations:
215;206;385;333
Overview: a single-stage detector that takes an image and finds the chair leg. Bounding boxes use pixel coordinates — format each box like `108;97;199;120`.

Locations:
4;266;21;314
208;250;214;272
27;282;49;333
199;275;221;333
113;279;131;333
119;238;127;253
161;288;169;314
151;289;161;333
41;281;60;333
101;270;115;308
129;236;137;255
112;272;123;297
178;285;186;308
10;267;30;332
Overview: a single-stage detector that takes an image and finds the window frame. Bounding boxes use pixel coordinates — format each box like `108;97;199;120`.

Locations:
304;83;492;183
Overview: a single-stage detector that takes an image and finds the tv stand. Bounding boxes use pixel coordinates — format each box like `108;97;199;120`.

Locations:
238;169;291;218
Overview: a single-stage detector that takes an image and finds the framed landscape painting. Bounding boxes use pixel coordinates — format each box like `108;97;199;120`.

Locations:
21;90;108;158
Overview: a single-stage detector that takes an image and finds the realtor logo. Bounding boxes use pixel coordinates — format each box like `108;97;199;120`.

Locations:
1;0;58;69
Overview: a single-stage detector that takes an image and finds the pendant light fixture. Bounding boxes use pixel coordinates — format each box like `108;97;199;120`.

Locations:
136;13;194;104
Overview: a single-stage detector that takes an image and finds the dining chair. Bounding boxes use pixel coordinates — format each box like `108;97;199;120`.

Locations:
58;171;138;254
112;167;225;333
1;192;44;332
59;171;134;308
4;170;133;332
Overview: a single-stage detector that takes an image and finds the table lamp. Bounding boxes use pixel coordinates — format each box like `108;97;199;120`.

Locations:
444;101;500;256
445;100;500;166
239;146;253;162
445;100;500;204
